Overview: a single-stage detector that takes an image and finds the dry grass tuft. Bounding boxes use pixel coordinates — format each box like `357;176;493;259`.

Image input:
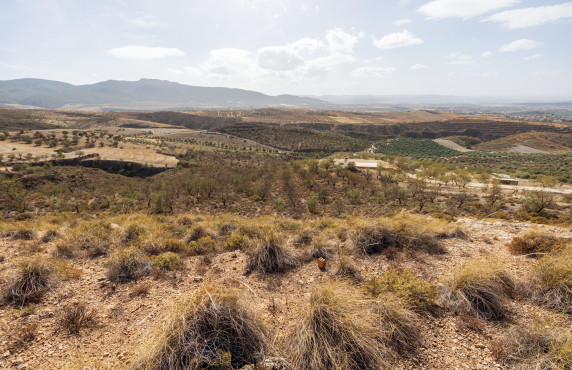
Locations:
56;302;98;335
494;312;572;369
530;245;572;312
106;247;151;283
2;258;54;306
442;258;515;321
132;284;268;370
55;222;120;258
245;233;298;274
334;253;361;282
290;281;387;370
374;294;423;355
354;226;444;255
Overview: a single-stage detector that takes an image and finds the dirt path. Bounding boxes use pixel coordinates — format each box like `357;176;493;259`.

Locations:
433;139;473;152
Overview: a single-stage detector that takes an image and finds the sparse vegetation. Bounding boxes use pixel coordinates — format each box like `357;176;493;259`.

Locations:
530;245;572;312
132;284;268;370
106;247;151;283
442;258;515;321
245;232;298;274
2;258;54;306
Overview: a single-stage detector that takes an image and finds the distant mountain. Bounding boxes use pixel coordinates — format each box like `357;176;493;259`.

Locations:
0;78;326;110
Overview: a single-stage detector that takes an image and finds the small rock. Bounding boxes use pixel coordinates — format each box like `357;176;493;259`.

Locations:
17;364;27;369
475;343;486;349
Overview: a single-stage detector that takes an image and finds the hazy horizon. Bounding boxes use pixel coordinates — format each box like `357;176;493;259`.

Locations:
2;0;572;98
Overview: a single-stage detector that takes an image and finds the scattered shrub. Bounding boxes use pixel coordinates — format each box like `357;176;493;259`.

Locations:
55;261;83;280
3;258;53;306
9;227;37;240
56;222;119;258
7;321;38;349
106;248;151;283
245;233;298;274
442;259;515;321
129;282;151;298
365;269;438;313
188;236;217;256
56;302;97;335
162;238;188;254
152;252;185;271
186;225;209;242
530;246;572;312
132;284;267;369
290;281;387;369
508;232;566;256
225;233;247;251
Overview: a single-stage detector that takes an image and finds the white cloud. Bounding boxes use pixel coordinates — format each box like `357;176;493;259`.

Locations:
393;19;411;25
107;46;185;60
372;30;423;49
524;53;542;61
288;37;325;55
483;3;572;29
481;50;493;58
325;28;358;55
352;66;396;77
499;39;543;52
418;0;519;19
410;64;427;70
193;48;253;77
257;46;305;71
445;52;476;65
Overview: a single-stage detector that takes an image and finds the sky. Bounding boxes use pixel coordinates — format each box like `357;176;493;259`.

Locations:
1;0;572;97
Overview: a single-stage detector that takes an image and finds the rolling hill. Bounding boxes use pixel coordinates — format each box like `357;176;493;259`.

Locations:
0;78;326;110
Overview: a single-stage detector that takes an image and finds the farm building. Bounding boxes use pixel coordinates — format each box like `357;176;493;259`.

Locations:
493;173;519;185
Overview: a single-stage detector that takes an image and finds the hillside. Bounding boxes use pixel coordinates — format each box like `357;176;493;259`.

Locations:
0;79;326;110
474;131;572;153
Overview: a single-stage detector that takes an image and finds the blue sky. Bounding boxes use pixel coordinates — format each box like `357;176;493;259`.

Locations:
1;0;571;97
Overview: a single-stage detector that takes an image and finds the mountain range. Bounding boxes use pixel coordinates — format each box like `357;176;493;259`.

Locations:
0;78;325;110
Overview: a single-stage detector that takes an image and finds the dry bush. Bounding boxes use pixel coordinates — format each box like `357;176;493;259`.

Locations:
106;248;151;283
7;226;37;240
129;282;151;298
442;258;515;321
508;230;566;256
55;222;120;258
245;233;298;275
131;284;268;370
3;258;54;306
374;294;422;355
56;302;97;335
494;313;571;369
530;246;572;312
365;269;438;313
188;236;217;256
41;229;59;243
354;226;444;256
7;321;38;349
290;281;387;370
334;253;361;282
456;314;485;333
224;233;247;251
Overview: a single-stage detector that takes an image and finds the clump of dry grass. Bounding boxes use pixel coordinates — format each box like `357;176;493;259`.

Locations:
56;302;98;335
493;312;572;369
354;226;444;255
132;284;268;370
290;281;387;370
442;258;515;321
365;269;438;313
2;258;54;306
106;247;151;283
374;294;422;355
55;222;120;258
245;233;298;274
334;253;361;282
530;245;572;312
508;230;566;256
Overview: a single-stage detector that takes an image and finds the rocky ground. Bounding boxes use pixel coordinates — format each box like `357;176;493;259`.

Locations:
0;217;570;369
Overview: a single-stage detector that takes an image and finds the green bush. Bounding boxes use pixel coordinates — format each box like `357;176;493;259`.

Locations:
152;252;184;271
